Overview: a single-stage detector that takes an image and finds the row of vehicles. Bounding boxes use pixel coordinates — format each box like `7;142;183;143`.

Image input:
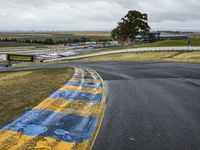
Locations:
66;41;122;48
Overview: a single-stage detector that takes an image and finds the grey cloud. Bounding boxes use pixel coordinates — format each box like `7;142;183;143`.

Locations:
0;0;199;31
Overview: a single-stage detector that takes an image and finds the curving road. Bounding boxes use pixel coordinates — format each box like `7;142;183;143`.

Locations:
1;61;200;150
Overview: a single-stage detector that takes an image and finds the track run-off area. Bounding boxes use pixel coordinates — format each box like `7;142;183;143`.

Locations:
0;68;106;150
0;61;200;150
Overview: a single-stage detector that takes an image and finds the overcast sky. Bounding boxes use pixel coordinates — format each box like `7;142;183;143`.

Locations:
0;0;199;31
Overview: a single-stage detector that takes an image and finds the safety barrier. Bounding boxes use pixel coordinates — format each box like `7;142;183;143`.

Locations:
44;46;200;62
0;68;107;150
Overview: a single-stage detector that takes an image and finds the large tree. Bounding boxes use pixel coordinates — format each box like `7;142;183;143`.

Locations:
111;10;151;41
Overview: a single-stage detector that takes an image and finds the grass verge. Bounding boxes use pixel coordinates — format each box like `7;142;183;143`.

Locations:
14;51;200;67
70;51;200;63
75;39;200;56
0;67;74;127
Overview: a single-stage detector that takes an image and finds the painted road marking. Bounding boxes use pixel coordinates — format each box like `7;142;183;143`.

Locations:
60;85;103;94
70;78;101;83
49;90;103;103
0;130;82;150
0;68;107;150
34;98;102;116
66;81;102;88
74;73;97;77
73;75;99;80
2;110;98;142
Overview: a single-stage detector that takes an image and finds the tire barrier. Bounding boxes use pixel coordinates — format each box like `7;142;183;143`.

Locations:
0;68;107;150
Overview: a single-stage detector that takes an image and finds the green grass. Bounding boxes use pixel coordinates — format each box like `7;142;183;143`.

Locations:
125;39;200;48
0;67;74;127
144;39;200;47
0;32;111;42
80;39;200;56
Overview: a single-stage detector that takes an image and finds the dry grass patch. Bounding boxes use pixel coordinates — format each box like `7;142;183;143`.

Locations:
165;51;200;63
72;51;200;63
0;67;74;127
74;51;178;62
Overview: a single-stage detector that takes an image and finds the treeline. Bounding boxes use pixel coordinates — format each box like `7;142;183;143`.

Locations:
0;37;92;45
0;38;51;45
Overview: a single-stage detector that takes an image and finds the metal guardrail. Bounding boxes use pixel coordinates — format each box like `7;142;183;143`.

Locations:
44;46;200;62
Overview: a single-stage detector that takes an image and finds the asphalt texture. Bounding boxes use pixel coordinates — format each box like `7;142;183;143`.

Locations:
1;61;200;150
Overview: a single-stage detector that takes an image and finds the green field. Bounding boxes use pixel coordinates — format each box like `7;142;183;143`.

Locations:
106;39;200;51
0;32;111;42
0;67;74;126
140;39;200;47
73;39;200;56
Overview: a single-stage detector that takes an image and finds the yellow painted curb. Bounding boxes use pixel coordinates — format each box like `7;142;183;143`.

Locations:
34;98;102;117
0;67;107;150
85;68;107;150
60;85;103;94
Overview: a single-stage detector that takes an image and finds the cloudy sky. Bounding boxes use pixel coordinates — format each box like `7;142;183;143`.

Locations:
0;0;199;31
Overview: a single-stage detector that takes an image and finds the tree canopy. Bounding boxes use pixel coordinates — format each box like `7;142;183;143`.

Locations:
111;10;151;41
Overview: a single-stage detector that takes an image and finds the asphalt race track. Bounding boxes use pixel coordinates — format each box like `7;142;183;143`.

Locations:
1;61;200;150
